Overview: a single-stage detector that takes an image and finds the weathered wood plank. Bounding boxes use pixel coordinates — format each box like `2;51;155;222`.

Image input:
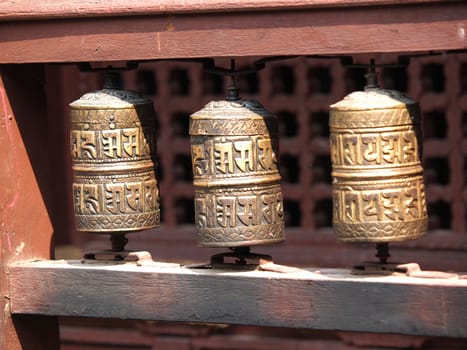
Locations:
9;260;467;338
0;3;465;63
0;0;453;20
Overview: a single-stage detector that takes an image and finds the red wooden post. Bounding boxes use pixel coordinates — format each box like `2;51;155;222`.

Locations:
0;64;59;349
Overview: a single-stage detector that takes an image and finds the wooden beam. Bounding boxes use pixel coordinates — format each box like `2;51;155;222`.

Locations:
0;2;465;63
9;260;467;338
0;0;451;20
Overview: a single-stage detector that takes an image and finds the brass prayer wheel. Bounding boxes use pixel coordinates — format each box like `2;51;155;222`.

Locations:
70;85;160;233
329;86;428;243
190;91;285;247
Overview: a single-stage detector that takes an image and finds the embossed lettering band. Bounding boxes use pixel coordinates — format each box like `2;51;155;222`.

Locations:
329;88;427;243
190;99;285;247
70;88;160;233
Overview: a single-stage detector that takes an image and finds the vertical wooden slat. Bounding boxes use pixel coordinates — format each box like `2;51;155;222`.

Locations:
0;64;59;349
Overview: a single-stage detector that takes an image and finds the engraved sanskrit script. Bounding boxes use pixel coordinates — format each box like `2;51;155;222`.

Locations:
191;137;278;176
73;178;159;216
71;127;153;161
330;129;418;166
333;179;427;224
195;189;283;229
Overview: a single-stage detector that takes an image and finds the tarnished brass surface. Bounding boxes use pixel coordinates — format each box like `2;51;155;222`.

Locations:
190;99;285;247
329;87;428;242
70;88;160;232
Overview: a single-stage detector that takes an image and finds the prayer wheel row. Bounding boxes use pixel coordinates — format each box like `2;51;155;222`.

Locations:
69;76;427;250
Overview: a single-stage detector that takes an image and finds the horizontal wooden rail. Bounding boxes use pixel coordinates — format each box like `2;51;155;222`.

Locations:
0;0;451;20
9;260;467;338
0;2;465;63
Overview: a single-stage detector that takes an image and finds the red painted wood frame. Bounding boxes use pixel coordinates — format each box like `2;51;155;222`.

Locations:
0;1;466;349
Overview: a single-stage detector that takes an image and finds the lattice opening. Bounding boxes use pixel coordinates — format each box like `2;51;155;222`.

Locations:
462;112;467;137
308;66;332;94
428;201;451;230
175;198;195;225
202;72;224;95
381;67;408;92
171;111;190;137
153;111;161;136
173;154;193;182
344;67;366;93
237;72;260;94
283;199;301;227
420;63;445;93
460;62;467;94
280;154;300;183
313;198;333;228
424;157;450;185
311;155;331;183
277;111;298;137
271;65;295;95
309;111;330;138
137;69;157;96
154;154;164;182
424;110;447;139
